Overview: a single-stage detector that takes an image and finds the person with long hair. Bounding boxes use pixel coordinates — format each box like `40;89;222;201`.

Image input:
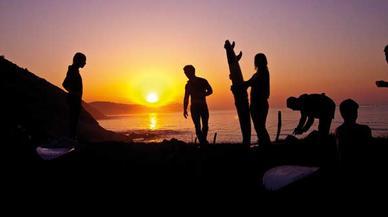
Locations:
242;53;271;147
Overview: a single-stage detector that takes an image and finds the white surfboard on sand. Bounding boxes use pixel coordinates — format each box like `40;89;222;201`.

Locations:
36;146;75;160
36;137;76;160
263;165;319;191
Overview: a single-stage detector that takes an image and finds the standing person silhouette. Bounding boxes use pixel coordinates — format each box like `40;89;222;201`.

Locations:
335;99;371;169
62;52;86;141
183;65;213;145
239;53;271;147
376;45;388;88
385;44;388;63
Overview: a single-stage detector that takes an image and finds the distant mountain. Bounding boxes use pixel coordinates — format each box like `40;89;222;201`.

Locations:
88;101;144;115
158;103;181;113
89;101;181;115
0;56;128;146
82;102;108;119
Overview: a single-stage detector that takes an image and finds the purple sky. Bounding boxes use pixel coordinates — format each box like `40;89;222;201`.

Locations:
1;0;388;107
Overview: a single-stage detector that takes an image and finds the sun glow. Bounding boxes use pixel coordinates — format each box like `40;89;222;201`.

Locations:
127;68;181;107
146;92;159;103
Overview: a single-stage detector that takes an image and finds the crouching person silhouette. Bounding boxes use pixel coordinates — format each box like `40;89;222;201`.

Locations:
183;65;213;146
287;93;336;141
62;52;86;142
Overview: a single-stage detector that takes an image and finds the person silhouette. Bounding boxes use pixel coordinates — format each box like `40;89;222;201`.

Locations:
376;45;388;88
386;44;388;63
287;93;335;139
335;99;371;169
62;52;86;141
238;53;271;147
183;65;213;145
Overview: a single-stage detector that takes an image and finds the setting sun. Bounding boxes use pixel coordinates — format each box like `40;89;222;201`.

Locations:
146;92;159;104
128;70;180;107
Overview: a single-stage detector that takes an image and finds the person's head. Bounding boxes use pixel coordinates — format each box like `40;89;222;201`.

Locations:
73;52;86;68
340;99;359;124
254;53;268;71
287;96;301;111
183;65;196;79
384;45;388;63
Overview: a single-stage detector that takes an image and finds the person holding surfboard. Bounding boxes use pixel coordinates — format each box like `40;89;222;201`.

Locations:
183;65;213;145
376;45;388;88
62;52;86;142
237;53;271;147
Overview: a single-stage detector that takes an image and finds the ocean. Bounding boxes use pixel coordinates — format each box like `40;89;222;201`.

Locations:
98;105;388;143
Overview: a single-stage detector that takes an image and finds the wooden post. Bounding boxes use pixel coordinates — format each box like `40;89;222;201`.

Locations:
213;132;217;145
224;40;251;145
275;111;282;142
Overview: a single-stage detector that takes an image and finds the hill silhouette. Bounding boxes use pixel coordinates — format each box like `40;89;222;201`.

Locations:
0;56;128;144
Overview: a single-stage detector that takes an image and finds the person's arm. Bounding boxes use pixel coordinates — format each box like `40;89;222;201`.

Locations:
294;112;307;135
265;71;270;98
62;72;71;92
302;116;314;132
231;74;254;93
205;80;213;96
242;74;256;89
183;85;189;119
376;80;388;88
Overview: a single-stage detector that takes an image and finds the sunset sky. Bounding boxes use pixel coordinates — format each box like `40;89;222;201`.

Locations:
1;0;388;109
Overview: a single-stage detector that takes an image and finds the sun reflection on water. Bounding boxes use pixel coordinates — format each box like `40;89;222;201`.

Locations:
149;113;158;130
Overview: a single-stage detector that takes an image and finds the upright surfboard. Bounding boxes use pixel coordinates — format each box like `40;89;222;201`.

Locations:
224;40;251;145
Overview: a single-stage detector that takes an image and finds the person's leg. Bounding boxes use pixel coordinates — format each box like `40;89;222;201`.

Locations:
191;106;204;144
251;102;271;146
318;117;332;139
68;95;76;139
201;105;209;143
256;101;271;146
260;101;271;145
250;104;259;144
74;98;81;138
318;117;334;170
69;95;81;140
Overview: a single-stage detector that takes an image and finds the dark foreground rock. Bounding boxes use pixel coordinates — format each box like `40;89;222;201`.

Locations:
6;136;385;204
0;56;128;145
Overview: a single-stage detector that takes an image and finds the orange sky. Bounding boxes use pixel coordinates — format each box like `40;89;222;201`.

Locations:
1;0;388;109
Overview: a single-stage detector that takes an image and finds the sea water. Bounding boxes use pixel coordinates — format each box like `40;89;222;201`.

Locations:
98;105;388;143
